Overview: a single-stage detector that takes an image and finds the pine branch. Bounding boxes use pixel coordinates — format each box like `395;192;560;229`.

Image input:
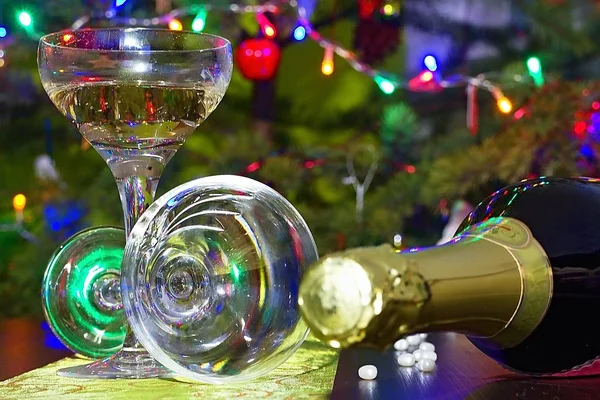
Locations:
513;0;596;56
421;80;595;202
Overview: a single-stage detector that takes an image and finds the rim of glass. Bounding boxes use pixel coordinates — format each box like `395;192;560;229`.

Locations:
39;28;231;54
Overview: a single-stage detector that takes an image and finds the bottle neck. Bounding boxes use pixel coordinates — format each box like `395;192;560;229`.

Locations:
399;237;533;340
298;217;553;350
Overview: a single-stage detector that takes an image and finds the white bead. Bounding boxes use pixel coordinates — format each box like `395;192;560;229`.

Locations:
419;342;435;352
358;365;378;380
413;349;423;361
407;335;421;346
397;353;415;367
419;333;428;340
421;351;437;361
416;359;435;372
393;339;408;351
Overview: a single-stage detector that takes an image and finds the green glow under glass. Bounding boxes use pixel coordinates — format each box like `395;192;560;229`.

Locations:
67;247;124;333
42;227;127;359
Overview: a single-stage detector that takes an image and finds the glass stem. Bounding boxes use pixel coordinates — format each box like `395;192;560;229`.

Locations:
117;175;161;237
116;173;162;351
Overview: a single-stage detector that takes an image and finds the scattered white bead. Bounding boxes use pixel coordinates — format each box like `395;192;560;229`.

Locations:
397;353;416;367
393;339;408;351
419;342;435;352
406;335;421;346
393;338;438;374
416;359;435;372
421;351;437;361
412;349;423;361
358;365;378;380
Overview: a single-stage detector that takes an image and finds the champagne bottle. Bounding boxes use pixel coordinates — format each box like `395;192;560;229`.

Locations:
298;177;600;375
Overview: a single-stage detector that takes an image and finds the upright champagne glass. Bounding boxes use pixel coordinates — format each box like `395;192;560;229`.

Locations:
38;28;232;378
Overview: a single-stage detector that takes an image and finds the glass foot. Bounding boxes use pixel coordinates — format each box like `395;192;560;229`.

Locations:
57;348;173;379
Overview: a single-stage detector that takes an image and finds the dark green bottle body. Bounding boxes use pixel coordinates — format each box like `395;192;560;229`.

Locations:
458;177;600;374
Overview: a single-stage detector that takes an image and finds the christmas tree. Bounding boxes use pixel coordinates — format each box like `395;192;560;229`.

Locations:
0;0;598;317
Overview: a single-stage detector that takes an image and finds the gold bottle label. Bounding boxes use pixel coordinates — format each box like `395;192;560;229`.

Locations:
461;217;553;348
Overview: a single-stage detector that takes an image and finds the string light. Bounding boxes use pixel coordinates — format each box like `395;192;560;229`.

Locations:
0;27;7;38
168;19;183;31
497;96;513;114
526;56;544;87
466;83;480;135
18;11;33;27
423;55;438;72
246;161;261;173
293;25;306;41
13;194;26;212
115;0;128;7
489;85;513;114
264;25;276;38
64;1;506;100
375;76;395;95
407;70;441;92
192;7;207;32
5;1;514;120
321;46;334;76
256;13;276;38
420;71;433;83
381;1;400;16
527;57;541;74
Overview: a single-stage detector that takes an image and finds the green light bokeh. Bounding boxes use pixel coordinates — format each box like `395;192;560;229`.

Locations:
43;227;127;358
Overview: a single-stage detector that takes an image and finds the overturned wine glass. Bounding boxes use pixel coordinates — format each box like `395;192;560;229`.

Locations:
42;175;319;382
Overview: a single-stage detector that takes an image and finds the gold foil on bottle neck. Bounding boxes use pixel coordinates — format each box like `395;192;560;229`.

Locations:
298;217;553;350
298;245;430;348
462;219;553;349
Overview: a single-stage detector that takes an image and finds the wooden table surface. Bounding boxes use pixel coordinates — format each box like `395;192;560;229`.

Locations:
2;319;600;399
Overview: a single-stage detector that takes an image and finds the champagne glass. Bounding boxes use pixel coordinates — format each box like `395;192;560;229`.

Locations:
122;175;318;383
38;28;232;378
42;227;127;359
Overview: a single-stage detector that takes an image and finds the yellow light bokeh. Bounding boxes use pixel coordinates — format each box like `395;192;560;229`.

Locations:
497;97;513;114
264;26;275;38
321;47;334;76
13;194;26;211
321;61;334;76
420;71;433;82
168;19;183;31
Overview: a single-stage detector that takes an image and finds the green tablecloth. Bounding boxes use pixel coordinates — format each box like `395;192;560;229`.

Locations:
0;338;339;399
